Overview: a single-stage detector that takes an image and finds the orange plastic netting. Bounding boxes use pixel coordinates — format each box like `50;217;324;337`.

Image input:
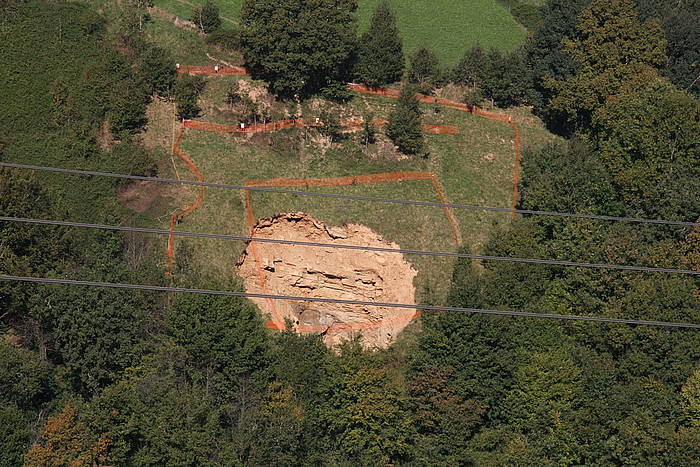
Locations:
166;123;206;274
166;117;458;274
176;65;248;76
348;83;521;214
243;171;462;331
182;118;458;135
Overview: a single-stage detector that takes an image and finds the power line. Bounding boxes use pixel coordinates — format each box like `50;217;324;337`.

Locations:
1;162;697;227
2;216;698;275
1;274;698;329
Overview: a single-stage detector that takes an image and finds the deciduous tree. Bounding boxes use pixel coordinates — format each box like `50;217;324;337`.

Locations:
547;0;667;132
240;0;358;98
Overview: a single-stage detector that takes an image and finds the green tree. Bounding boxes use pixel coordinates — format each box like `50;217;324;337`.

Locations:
408;46;439;93
409;365;486;465
524;0;591;117
321;340;415;464
547;0;667;132
519;141;621;218
355;0;404;87
139;46;176;96
0;168;69;320
681;365;700;426
452;45;487;88
79;347;237;465
663;1;700;95
240;0;358;98
386;83;423;155
108;75;149;135
590;77;700;200
173;74;206;119
481;49;533;107
191;0;221;34
27;281;146;396
167;288;271;398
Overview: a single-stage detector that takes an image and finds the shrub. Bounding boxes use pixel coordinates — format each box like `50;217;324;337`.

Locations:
387;83;424;155
462;88;484;108
191;1;221;34
204;29;240;51
173;75;206;119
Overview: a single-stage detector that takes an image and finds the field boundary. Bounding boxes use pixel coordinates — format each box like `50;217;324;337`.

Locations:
167;118;459;273
182;118;459;135
243;171;462;332
347;83;521;215
173;66;520;213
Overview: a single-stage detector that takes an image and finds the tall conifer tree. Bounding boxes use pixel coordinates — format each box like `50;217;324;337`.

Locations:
355;1;404;87
387;83;423;155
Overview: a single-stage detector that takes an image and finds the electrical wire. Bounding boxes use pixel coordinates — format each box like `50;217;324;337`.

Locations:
2;216;698;275
1;162;697;227
1;274;698;329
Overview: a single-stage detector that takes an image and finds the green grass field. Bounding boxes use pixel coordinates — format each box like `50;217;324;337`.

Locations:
356;0;527;64
152;0;527;65
143;76;556;303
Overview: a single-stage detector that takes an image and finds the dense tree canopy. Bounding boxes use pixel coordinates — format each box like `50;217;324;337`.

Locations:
2;0;699;464
240;0;358;98
547;0;667;132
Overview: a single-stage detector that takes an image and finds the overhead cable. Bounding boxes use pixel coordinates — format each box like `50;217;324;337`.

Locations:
2;274;699;329
1;162;697;227
1;216;697;275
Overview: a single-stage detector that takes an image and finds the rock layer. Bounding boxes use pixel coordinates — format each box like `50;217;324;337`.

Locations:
236;213;418;348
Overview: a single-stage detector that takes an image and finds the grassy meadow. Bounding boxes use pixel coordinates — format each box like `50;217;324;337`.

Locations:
151;0;527;64
144;74;556;303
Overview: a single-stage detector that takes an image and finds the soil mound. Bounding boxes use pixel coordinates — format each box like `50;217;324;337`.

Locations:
236;213;418;349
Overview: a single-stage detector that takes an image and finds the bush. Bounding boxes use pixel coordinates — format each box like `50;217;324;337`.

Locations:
191;1;221;34
387;83;424;155
317;106;344;143
173;75;206;119
204;29;240;51
462;88;484;108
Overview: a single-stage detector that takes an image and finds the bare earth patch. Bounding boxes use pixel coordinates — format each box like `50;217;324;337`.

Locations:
117;181;163;213
237;213;418;349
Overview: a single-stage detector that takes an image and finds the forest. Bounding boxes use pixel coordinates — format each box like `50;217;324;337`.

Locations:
1;0;699;465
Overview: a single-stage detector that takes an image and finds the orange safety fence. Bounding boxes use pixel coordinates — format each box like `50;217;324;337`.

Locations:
176;64;249;76
167;118;457;273
348;83;521;215
182;118;458;135
243;171;462;331
167;123;206;274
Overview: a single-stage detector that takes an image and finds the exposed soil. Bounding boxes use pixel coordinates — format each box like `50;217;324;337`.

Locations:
116;181;163;213
236;213;418;349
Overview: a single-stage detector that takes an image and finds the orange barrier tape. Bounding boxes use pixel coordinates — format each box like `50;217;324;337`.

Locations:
243;171;462;332
348;83;520;216
167;123;206;274
167;118;456;273
182;118;458;135
176;65;249;76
